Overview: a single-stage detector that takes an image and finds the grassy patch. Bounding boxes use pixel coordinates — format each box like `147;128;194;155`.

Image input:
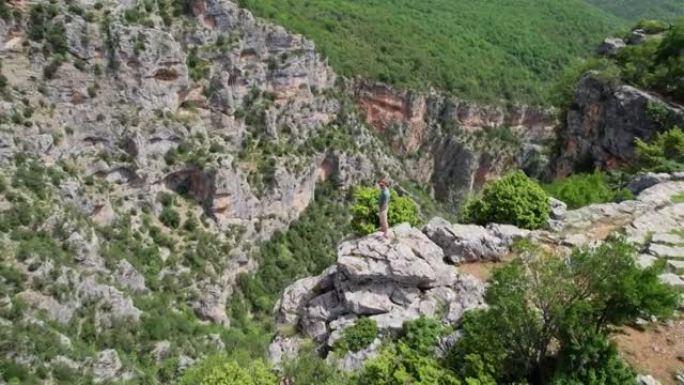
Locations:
672;193;684;204
543;172;634;209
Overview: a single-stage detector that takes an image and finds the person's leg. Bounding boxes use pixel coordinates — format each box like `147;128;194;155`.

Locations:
379;208;389;238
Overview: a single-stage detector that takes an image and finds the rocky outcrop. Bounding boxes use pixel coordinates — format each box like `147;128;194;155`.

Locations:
356;81;557;207
553;73;684;177
423;217;528;264
272;223;487;367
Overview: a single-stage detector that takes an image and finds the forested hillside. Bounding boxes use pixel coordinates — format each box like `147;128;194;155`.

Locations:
239;0;622;104
585;0;684;21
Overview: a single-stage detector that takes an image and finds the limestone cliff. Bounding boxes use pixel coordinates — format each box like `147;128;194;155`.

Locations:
356;81;557;207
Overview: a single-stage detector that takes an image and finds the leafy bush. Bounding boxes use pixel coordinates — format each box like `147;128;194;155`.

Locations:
463;171;549;229
447;237;678;384
400;317;450;354
180;357;276;385
635;126;684;172
160;206;181;229
335;318;378;353
351;186;419;235
352;318;465;385
543;172;633;209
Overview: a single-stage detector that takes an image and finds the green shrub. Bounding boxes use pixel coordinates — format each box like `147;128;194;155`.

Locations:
160;207;181;229
335;318;378;353
400;317;450;354
543;172;633;209
180;357;276;385
447;237;678;384
463;171;549;229
636;126;684;172
353;342;462;385
351;186;419;235
635;19;671;34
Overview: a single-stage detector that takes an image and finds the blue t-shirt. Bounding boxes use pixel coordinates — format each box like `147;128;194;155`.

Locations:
378;188;390;207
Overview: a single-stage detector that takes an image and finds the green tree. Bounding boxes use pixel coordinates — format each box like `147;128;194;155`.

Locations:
181;357;276;385
448;237;678;384
351;186;419;235
463;171;549;229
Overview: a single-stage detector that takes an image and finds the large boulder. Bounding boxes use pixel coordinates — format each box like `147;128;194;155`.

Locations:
422;217;523;264
337;224;454;287
270;223;486;369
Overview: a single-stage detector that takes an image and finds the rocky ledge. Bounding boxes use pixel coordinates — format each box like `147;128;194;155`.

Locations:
270;174;684;370
270;224;488;369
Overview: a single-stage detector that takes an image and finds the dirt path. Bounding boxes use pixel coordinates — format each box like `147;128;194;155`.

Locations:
614;320;684;385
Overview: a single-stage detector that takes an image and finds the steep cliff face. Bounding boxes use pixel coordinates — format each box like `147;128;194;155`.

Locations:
553;73;684;176
356;82;557;206
0;1;394;382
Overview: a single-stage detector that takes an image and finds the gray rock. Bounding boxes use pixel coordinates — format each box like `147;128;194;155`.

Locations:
659;273;684;287
637;254;658;269
627;173;672;194
77;277;142;326
554;74;684;177
268;336;302;366
548;197;568;220
15;291;75;325
151;341;172;362
337;223;453;287
328;338;382;372
486;223;530;244
652;233;684;246
628;30;648;45
423;218;509;264
637;374;662;385
177;355;196;374
274;223;485;367
597;37;626;56
649;244;684;259
191;283;230;325
274;266;336;325
113;260;147;293
668;259;684;272
92;350;125;384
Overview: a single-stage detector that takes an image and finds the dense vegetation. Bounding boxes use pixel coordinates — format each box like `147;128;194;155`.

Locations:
463;172;550;229
350;186;419;235
187;238;678;385
239;0;622;104
543;172;633;209
556;19;684;107
585;0;684;21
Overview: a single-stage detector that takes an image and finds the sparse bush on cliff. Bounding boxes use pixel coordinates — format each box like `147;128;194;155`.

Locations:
335;318;378;353
351;186;419;235
180;356;276;385
463;171;549;229
543;172;633;209
636;126;684;172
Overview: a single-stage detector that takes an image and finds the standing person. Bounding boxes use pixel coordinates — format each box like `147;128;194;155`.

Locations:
378;179;391;238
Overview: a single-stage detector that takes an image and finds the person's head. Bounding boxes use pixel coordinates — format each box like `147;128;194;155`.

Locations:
378;178;390;188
